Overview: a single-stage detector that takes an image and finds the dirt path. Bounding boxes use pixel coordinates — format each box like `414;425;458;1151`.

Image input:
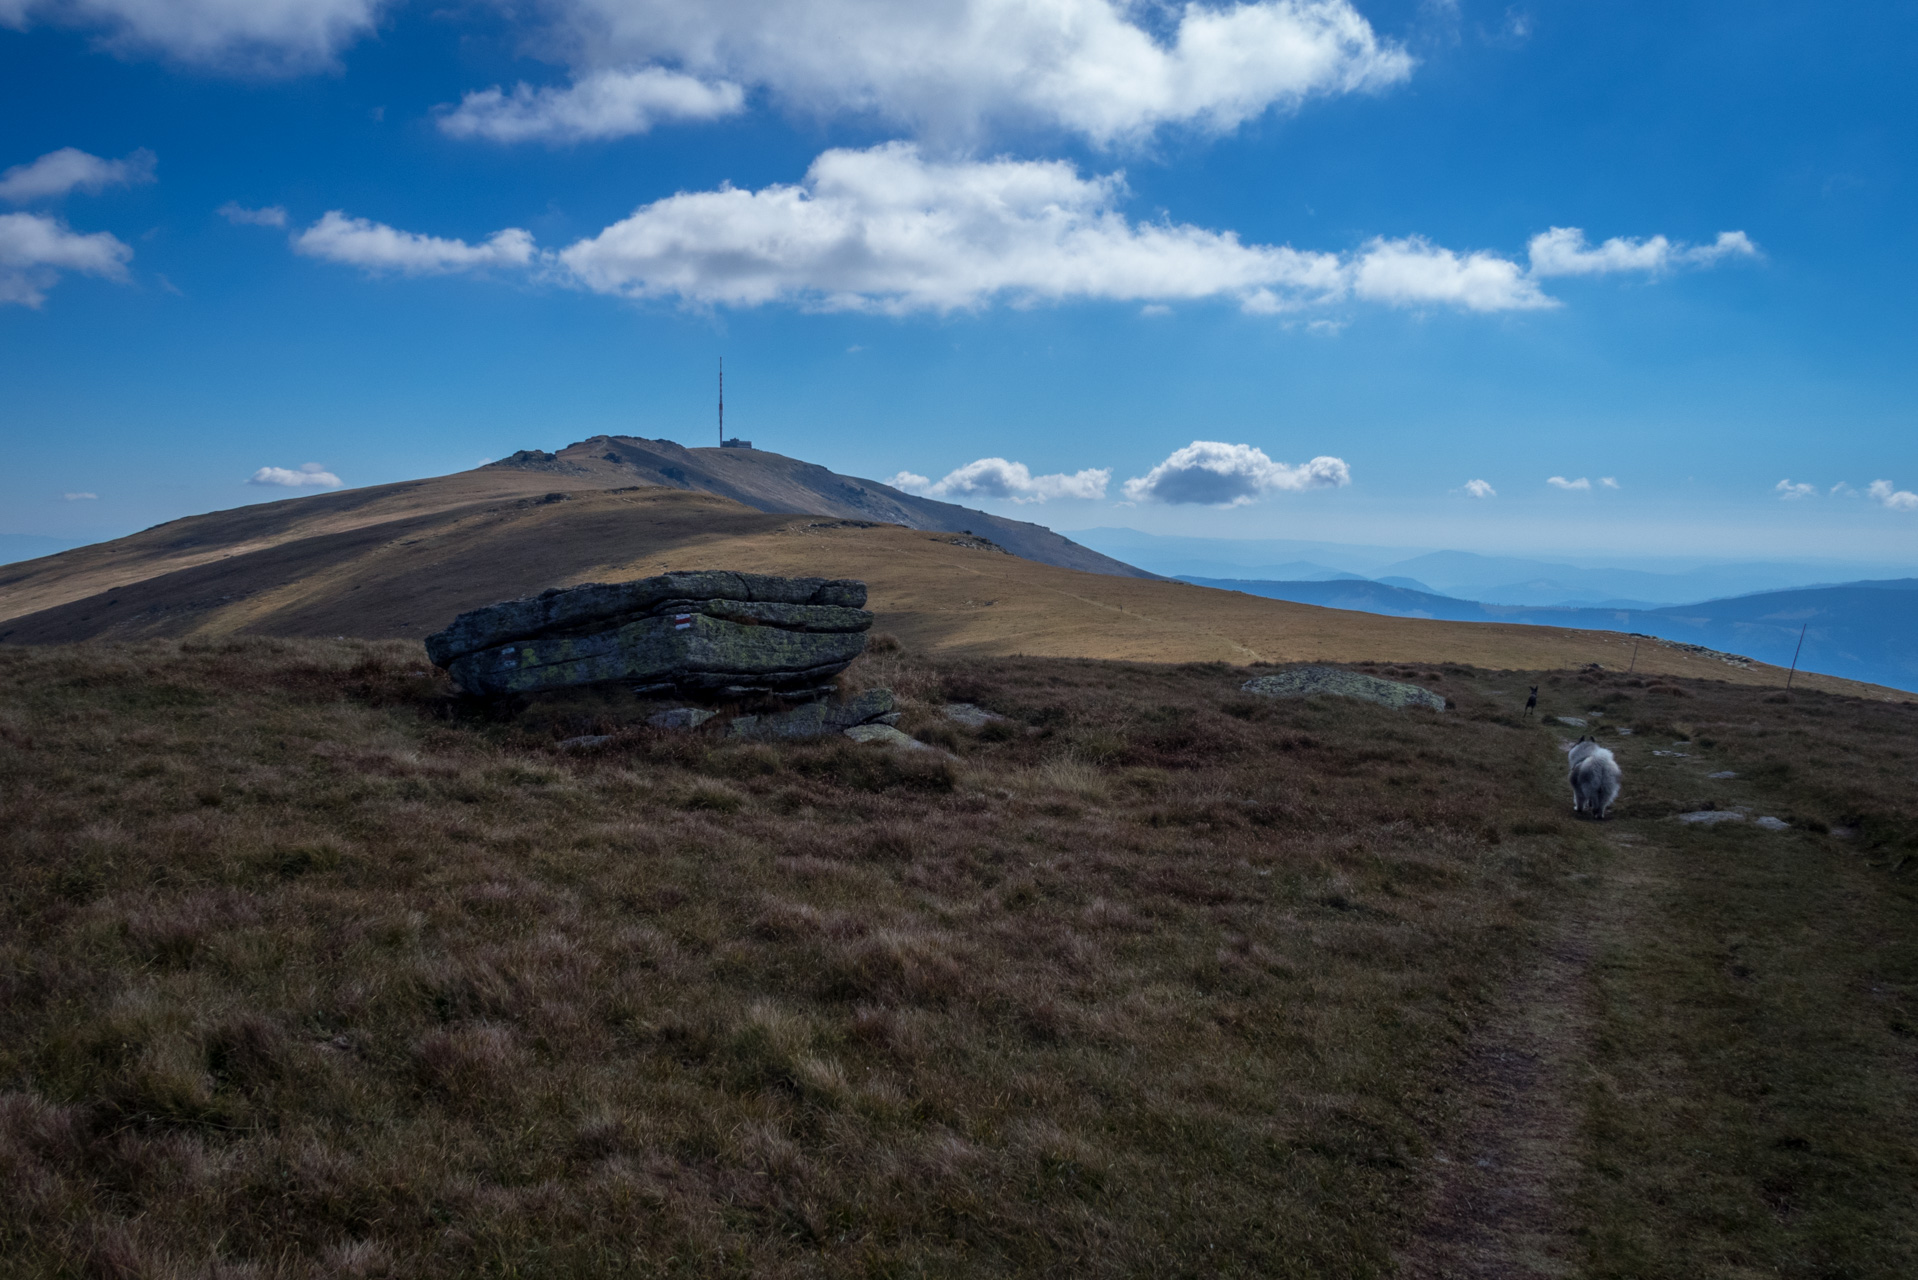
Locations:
1398;827;1658;1279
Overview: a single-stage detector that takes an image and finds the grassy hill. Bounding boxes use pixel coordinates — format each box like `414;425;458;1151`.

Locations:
1;640;1914;1276
0;463;1901;700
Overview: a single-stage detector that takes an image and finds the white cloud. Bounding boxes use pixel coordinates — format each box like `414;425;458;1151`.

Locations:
292;211;535;275
0;211;133;306
0;147;155;203
291;144;1755;320
1527;227;1758;278
1600;476;1619;489
1775;480;1815;500
529;0;1411;146
0;0;387;72
1123;441;1349;506
219;201;287;227
439;68;745;144
894;457;1110;503
1462;478;1495;498
1547;475;1590;491
1352;235;1553;311
1868;479;1918;512
249;462;342;489
63;491;97;500
561;143;1360;314
885;470;932;492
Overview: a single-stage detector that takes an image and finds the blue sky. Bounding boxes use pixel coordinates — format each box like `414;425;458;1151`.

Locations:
3;0;1915;566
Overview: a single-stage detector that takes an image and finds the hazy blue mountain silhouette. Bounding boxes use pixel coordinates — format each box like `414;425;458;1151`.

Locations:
1180;576;1918;693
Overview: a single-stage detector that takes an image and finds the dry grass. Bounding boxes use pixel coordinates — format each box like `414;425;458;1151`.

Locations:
0;640;1589;1278
3;645;1913;1277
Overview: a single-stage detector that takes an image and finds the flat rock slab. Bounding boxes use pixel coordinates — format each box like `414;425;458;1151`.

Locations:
1677;809;1747;824
426;571;872;697
427;571;867;666
728;689;896;742
942;702;1004;728
1242;667;1445;712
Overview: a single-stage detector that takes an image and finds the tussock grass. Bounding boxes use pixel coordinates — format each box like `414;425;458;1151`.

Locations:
7;643;1913;1276
0;638;1579;1277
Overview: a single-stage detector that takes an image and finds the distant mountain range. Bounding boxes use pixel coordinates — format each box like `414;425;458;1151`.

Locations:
1072;528;1914;608
1181;575;1918;693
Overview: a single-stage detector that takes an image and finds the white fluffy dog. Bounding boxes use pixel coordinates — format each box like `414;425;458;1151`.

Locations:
1567;737;1622;819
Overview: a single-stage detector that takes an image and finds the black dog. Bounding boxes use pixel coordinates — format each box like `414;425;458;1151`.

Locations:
1524;686;1538;717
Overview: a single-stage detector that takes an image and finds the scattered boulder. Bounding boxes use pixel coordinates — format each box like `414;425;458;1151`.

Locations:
1241;666;1445;712
727;688;897;742
557;734;614;751
845;723;949;754
1754;816;1790;831
425;571;872;697
1708;770;1737;779
649;707;716;730
1677;809;1746;824
1554;716;1589;728
942;702;1004;728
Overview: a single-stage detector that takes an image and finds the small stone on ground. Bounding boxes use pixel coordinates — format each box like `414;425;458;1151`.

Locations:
558;734;614;751
1754;816;1790;831
844;723;946;754
1677;809;1746;824
943;702;1004;728
648;707;716;730
1708;770;1737;779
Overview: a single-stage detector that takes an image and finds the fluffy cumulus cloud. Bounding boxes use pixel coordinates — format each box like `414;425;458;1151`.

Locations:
249;462;341;489
889;457;1110;503
1527;227;1758;278
0;0;388;72
439;68;745;144
219;201;287;227
516;0;1411;146
1461;478;1495;498
1868;480;1918;512
0;147;154;203
1546;475;1591;491
292;144;1759;317
559;144;1347;312
292;211;535;275
1775;479;1816;499
1123;441;1349;506
0;211;133;306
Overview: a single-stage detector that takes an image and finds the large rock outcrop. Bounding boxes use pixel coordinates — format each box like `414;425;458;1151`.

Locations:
425;571;872;697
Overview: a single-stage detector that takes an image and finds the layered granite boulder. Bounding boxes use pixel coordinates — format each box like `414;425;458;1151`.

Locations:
425;571;872;697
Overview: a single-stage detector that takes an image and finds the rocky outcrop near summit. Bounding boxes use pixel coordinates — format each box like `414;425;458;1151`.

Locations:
426;571;872;697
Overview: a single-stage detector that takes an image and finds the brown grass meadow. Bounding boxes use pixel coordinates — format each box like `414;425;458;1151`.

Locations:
1;639;1915;1277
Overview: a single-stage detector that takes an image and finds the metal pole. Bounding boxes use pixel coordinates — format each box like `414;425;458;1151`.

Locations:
718;357;724;445
1785;622;1807;690
1629;640;1638;673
